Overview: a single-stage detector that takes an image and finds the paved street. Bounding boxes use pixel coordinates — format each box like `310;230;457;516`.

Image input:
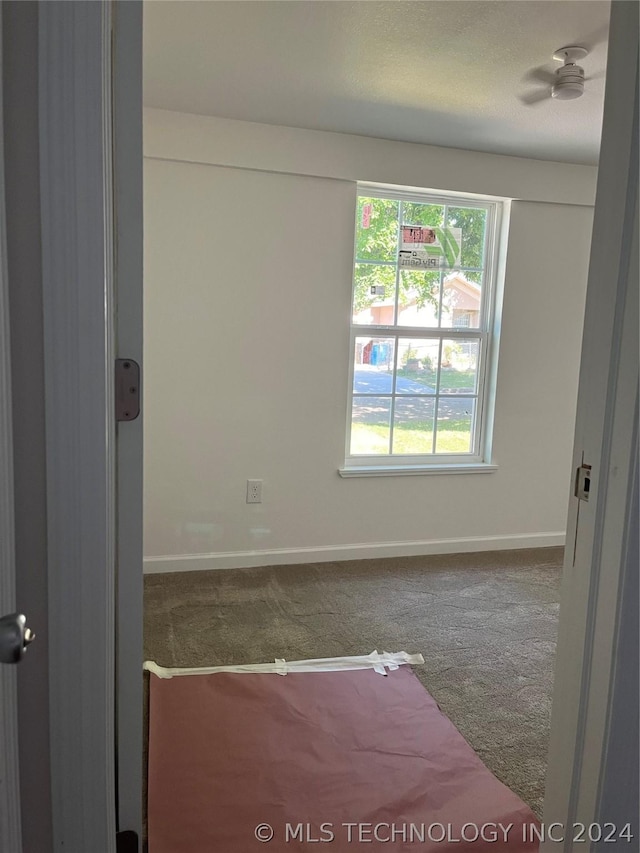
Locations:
353;367;435;395
352;368;474;424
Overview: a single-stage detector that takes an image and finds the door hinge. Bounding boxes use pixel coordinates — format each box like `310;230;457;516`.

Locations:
574;463;592;502
115;359;140;422
116;830;139;853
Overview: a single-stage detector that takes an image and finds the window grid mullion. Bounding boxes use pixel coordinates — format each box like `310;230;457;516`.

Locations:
352;325;484;339
432;338;444;454
478;204;494;332
393;201;403;328
356;259;486;275
472;333;488;455
388;336;400;454
440;204;449;329
355;259;397;266
387;201;404;454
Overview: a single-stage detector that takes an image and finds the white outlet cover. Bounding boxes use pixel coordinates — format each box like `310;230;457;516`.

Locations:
246;479;263;503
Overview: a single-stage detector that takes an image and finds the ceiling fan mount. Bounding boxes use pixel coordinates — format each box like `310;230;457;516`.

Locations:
552;45;588;64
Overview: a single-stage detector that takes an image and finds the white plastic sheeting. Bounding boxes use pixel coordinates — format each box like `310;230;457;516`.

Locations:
143;650;424;679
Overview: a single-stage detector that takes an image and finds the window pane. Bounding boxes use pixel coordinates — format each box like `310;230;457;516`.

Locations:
401;202;445;229
348;191;499;465
355;197;399;262
435;398;476;453
351;397;391;455
397;270;440;327
446;206;488;270
352;264;397;325
396;339;439;394
353;337;395;394
399;204;453;275
438;339;480;393
440;272;482;329
392;398;435;454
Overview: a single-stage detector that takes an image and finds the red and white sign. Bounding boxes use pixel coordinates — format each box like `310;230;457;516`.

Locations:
401;226;436;245
399;225;462;269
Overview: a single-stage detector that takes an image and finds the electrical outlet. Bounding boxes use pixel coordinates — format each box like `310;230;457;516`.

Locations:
246;479;263;504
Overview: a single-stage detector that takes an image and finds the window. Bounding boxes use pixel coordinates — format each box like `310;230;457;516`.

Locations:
342;185;503;475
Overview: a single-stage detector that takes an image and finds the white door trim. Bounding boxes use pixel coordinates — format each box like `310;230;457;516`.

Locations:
39;2;116;850
113;0;144;840
542;2;639;847
0;5;23;849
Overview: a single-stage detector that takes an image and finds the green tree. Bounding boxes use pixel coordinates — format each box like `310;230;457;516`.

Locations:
352;198;398;314
446;206;486;269
353;197;486;319
355;197;398;262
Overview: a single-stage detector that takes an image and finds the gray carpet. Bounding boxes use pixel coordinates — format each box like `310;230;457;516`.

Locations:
144;547;562;819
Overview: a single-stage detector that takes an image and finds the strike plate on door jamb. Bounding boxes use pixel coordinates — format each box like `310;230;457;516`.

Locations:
115;359;140;422
575;463;592;502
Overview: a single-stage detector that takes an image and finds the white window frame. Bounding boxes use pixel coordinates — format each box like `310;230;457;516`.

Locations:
340;183;505;478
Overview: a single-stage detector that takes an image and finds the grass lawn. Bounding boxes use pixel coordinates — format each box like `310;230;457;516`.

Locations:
397;367;476;392
351;417;472;455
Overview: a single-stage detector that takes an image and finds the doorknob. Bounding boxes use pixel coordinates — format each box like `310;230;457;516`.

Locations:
0;613;36;664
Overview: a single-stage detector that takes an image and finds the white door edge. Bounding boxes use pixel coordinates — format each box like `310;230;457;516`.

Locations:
0;4;23;849
113;0;144;841
39;2;116;850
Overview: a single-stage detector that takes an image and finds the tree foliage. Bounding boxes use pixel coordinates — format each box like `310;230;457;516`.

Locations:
353;197;487;318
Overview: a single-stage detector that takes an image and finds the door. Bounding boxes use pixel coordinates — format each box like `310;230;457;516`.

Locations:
0;6;22;847
0;4;50;850
542;0;639;843
37;1;145;848
1;3;144;850
3;2;145;851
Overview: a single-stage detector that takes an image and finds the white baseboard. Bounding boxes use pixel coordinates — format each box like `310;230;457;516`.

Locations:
143;532;566;574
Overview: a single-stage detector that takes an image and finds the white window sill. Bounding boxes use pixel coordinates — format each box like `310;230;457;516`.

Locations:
338;463;498;478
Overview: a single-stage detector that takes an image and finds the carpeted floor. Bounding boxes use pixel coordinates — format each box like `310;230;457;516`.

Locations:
144;547;562;819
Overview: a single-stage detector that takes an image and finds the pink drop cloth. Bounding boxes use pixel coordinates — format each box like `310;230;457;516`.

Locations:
148;666;540;852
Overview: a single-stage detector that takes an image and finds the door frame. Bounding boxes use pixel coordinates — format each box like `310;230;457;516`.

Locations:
0;4;22;849
37;2;144;846
541;2;639;846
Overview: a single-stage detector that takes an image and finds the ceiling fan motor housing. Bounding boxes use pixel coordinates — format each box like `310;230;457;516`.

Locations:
552;46;588;100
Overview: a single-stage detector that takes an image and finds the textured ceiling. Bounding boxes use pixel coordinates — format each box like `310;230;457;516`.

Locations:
143;1;611;165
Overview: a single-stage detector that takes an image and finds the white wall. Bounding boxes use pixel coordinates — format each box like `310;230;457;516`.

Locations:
144;108;596;206
143;111;594;571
